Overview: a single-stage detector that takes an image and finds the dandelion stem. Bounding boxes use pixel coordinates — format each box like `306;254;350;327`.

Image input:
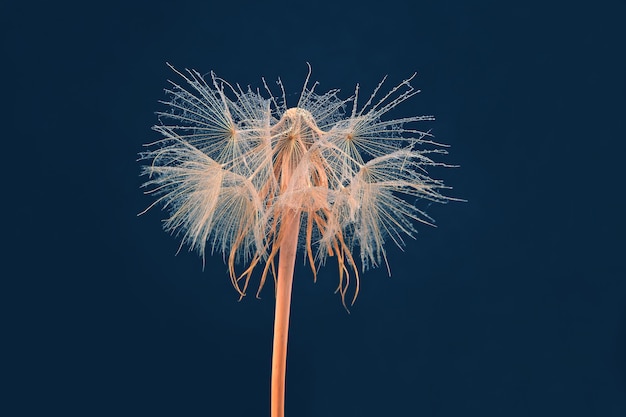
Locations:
271;210;300;417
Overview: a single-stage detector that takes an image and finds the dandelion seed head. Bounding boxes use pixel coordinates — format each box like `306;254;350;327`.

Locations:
140;64;457;305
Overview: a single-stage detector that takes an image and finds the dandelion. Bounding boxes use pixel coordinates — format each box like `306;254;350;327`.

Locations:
140;63;457;417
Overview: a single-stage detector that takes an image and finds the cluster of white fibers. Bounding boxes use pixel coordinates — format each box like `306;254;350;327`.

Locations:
140;63;456;304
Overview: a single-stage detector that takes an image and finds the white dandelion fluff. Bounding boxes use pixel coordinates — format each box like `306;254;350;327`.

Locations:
139;63;457;417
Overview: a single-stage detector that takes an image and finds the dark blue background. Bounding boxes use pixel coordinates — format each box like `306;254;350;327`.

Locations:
4;0;625;416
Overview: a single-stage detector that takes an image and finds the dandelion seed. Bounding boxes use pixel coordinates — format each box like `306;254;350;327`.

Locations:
139;63;458;417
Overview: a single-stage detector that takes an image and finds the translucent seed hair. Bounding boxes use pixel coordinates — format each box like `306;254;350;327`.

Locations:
140;63;456;306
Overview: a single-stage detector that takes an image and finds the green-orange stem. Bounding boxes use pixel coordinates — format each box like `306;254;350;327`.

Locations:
271;210;300;417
